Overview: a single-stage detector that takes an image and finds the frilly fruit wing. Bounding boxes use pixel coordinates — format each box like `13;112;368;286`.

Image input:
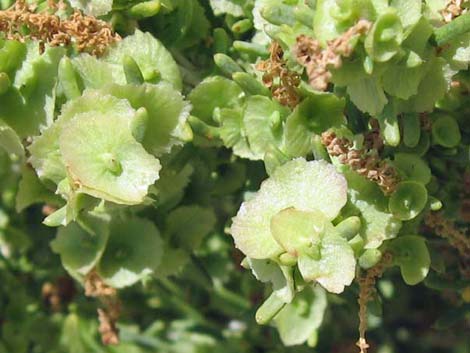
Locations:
59;111;160;205
29;91;136;184
297;232;356;294
230;158;347;259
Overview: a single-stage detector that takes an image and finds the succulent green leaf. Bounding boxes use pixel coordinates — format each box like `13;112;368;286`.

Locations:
97;217;163;288
71;54;125;89
282;94;345;157
102;83;191;156
403;58;448;112
388;235;431;285
390;0;422;28
218;108;257;160
106;30;182;90
152;157;194;210
0;40;27;76
231;158;347;259
256;292;287;325
189;76;244;124
15;166;61;212
166;205;216;250
248;258;295;303
359;248;382;269
50;213;110;277
347;76;388;116
382;60;427;100
393;153;431;184
0;44;64;137
389;181;428;220
273;286;327;346
335;216;362;240
431;114;461;148
313;0;341;44
244;96;289;160
345;171;402;249
365;11;403;62
0;119;24;157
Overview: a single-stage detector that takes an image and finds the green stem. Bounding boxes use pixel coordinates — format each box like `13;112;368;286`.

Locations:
434;13;470;46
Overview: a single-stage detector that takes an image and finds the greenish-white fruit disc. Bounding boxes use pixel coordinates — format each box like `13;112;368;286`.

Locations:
59;111;161;205
231;158;347;259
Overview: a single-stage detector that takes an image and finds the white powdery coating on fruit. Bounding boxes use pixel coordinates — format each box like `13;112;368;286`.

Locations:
230;158;347;259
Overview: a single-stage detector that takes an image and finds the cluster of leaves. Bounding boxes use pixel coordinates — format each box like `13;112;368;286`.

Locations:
0;0;470;352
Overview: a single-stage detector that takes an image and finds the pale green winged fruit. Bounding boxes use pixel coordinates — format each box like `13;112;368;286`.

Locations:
59;111;161;205
231;159;347;259
270;208;356;294
29;91;137;184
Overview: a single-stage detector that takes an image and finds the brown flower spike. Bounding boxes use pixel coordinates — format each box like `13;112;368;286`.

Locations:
256;41;301;108
321;130;399;194
0;0;120;56
357;253;393;353
294;20;371;91
425;212;470;279
84;270;121;345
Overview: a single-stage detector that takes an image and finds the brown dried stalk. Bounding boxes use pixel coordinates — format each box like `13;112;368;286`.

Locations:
84;270;121;345
321;130;400;194
425;212;470;279
256;41;301;108
357;253;393;353
294;20;371;91
441;0;468;23
0;0;120;56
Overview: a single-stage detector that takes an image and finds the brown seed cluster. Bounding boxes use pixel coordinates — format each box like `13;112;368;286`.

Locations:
0;0;120;56
321;130;399;194
425;212;470;279
84;270;121;345
356;253;393;353
256;41;301;108
440;0;468;22
294;20;371;91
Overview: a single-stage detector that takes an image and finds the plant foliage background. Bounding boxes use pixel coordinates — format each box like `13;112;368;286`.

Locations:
0;0;469;352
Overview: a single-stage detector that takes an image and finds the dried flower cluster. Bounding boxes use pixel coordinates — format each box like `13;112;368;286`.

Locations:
356;253;393;353
0;0;120;55
425;212;470;278
41;276;75;311
256;41;301;108
321;130;399;194
440;0;468;22
84;270;121;345
294;20;371;91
